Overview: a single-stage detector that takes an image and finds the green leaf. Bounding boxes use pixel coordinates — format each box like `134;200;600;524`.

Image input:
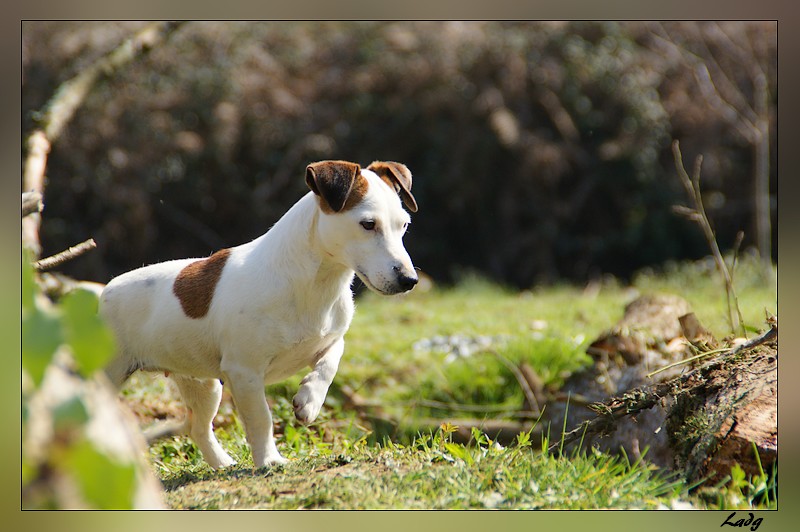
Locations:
470;427;489;446
515;430;532;449
63;440;137;509
53;396;90;431
22;247;62;387
730;464;747;490
22;305;63;387
61;288;116;377
444;442;474;466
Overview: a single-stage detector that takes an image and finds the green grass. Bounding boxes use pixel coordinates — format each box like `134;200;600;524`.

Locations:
127;255;776;509
156;423;685;510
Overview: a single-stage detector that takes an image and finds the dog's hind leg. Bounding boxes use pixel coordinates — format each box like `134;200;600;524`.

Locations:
104;354;136;389
171;375;236;469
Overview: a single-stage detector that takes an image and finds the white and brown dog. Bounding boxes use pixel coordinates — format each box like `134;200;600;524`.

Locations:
100;160;418;468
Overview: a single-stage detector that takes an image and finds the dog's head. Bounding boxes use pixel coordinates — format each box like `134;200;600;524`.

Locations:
306;160;418;295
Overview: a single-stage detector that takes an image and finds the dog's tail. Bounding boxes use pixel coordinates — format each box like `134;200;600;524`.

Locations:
143;418;188;443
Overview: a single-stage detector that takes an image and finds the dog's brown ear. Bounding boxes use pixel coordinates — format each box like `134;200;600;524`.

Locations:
367;161;418;212
306;160;362;213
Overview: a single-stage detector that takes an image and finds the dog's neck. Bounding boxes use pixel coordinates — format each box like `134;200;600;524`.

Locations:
249;193;355;295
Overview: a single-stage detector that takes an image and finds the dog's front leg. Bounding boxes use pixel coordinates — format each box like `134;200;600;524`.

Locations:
293;338;344;423
222;363;287;467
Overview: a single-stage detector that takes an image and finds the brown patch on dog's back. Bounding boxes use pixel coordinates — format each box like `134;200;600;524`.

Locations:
173;248;231;319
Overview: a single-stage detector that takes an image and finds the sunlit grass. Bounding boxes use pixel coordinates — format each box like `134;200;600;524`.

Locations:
128;255;776;509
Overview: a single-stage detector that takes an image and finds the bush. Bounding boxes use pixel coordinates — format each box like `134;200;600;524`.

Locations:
22;21;776;287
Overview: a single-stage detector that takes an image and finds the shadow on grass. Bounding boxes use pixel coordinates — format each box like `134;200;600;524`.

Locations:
161;464;288;492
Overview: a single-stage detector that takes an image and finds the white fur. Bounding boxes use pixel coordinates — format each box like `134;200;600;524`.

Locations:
100;168;416;468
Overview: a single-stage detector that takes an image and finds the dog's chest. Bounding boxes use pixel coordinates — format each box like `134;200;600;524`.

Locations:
263;335;335;384
261;294;352;383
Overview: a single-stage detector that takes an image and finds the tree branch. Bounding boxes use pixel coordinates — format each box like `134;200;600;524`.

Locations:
22;21;186;257
672;140;744;335
33;238;97;272
22;191;43;218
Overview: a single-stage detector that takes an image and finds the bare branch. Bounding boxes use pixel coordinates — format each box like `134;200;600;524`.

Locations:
40;22;186;142
672;140;742;335
691;25;760;127
22;192;43;218
650;24;759;140
22;22;186;258
653;22;773;277
730;319;777;356
21;132;51;255
33;239;97;272
692;63;757;142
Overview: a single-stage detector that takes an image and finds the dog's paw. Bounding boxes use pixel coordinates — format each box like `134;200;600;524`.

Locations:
207;452;237;470
266;454;289;466
254;453;289;469
292;383;324;424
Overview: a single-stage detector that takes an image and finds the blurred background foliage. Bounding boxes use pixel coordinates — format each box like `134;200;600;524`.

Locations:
21;21;776;287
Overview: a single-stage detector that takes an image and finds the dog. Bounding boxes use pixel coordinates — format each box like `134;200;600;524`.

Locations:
100;160;418;468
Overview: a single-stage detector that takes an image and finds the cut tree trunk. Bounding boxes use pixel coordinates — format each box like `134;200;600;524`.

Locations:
546;294;696;468
548;294;777;486
668;339;776;484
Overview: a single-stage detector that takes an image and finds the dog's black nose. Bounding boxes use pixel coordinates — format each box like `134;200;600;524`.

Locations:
398;273;418;291
394;266;418;291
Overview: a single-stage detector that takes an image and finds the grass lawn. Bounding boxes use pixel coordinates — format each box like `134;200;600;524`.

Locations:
124;255;777;509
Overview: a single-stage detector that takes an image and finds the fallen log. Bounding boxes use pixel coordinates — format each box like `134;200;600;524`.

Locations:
550;319;777;485
546;294;697;468
668;331;776;484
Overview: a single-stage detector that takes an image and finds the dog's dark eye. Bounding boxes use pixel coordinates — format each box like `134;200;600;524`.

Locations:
360;220;376;231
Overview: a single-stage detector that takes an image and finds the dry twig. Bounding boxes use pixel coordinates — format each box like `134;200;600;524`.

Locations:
652;21;773;281
22;191;43;218
33;239;97;272
485;349;541;416
672;140;745;336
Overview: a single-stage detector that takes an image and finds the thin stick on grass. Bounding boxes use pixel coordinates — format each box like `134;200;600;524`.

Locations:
485;349;541;417
646;346;731;379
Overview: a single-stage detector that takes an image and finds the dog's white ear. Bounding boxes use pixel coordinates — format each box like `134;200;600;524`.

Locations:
306;160;362;213
367;161;418;212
